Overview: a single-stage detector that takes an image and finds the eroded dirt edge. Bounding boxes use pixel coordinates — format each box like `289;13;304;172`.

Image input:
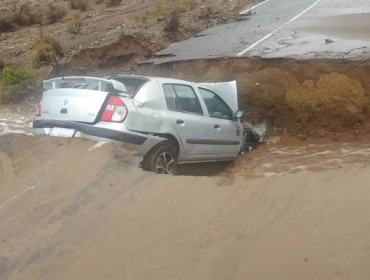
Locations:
137;57;370;142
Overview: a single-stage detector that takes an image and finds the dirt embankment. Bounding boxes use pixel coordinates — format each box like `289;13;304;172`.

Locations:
58;33;155;76
0;0;250;79
137;58;370;141
1;135;370;280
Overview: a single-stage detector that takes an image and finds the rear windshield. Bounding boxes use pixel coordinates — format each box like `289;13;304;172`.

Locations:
108;77;149;96
80;80;111;91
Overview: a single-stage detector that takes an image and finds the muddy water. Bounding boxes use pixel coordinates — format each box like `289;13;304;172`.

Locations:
1;135;370;280
231;138;370;178
0;104;34;136
1;105;370;179
1;99;370;179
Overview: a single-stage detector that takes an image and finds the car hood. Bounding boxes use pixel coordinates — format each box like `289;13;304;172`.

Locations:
198;81;238;113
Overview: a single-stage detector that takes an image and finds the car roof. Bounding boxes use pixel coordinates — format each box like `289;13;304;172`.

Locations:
106;74;239;112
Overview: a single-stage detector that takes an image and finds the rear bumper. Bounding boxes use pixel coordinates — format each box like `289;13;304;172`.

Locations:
33;119;165;156
33;119;147;145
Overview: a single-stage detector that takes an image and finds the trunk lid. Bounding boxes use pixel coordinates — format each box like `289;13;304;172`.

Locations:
41;89;109;123
41;76;129;123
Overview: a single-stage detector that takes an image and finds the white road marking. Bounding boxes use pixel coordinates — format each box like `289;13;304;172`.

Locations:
240;0;272;15
236;0;323;56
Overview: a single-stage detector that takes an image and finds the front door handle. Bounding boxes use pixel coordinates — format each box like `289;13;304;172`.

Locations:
176;119;185;125
214;124;220;129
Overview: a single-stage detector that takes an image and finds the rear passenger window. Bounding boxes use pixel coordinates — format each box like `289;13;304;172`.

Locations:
163;84;203;115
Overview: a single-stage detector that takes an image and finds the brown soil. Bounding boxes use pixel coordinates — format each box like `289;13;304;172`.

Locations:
137;58;370;142
1;134;370;280
0;0;252;78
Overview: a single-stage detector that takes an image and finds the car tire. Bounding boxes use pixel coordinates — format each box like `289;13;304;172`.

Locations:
143;141;178;175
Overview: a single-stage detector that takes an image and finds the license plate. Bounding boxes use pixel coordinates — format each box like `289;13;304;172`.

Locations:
50;127;76;138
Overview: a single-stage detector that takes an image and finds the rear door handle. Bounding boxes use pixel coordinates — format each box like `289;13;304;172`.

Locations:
176;119;185;125
214;124;220;129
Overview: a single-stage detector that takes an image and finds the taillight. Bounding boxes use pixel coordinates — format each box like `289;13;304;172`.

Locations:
101;97;128;123
36;101;41;116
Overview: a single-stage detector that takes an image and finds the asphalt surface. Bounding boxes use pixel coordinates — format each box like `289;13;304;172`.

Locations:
147;0;370;64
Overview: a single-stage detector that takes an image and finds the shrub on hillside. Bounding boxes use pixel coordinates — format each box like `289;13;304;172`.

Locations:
32;37;63;68
106;0;122;7
69;0;89;11
164;13;180;32
151;0;191;18
0;60;5;71
68;13;83;35
0;14;16;32
46;3;67;24
0;66;39;101
13;3;42;26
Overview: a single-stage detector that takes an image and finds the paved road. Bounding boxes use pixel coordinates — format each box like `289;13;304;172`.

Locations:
147;0;370;64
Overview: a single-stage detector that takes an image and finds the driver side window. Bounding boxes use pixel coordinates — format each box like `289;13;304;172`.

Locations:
198;88;233;120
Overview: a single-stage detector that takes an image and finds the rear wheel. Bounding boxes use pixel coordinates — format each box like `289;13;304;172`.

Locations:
143;141;177;175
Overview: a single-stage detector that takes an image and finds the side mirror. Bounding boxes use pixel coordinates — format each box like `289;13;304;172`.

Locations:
235;110;244;119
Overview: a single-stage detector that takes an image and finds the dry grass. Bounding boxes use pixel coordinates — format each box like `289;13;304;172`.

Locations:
123;0;192;27
14;3;42;26
69;0;89;11
0;2;43;32
68;13;83;35
106;0;123;7
149;0;192;18
0;14;16;32
122;15;146;27
164;13;180;32
32;37;63;68
46;3;67;24
198;6;214;20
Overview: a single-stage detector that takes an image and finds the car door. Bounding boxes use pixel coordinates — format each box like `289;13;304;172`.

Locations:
198;87;242;156
162;84;211;156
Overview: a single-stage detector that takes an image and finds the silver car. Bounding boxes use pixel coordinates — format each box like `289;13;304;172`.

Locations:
33;75;265;174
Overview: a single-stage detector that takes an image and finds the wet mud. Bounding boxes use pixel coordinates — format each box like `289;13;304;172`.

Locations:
1;134;370;280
